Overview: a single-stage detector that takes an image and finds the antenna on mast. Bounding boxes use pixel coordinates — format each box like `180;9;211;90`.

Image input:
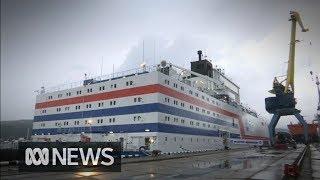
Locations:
112;64;114;78
142;40;145;64
100;56;104;78
153;40;156;65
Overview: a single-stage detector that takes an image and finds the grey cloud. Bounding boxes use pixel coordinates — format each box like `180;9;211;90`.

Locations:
1;0;320;127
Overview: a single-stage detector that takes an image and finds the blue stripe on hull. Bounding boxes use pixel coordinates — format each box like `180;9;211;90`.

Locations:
32;123;241;139
34;103;237;128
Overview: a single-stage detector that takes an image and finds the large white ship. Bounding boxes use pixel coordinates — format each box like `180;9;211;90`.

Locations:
32;50;269;153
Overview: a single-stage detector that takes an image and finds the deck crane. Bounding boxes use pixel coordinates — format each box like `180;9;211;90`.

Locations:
265;11;309;145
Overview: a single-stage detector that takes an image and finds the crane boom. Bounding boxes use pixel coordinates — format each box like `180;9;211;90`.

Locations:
285;11;309;93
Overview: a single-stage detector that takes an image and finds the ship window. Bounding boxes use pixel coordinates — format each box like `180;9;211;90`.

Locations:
75;105;81;110
207;111;210;114
174;137;176;142
189;105;193;110
77;90;82;95
111;84;117;88
181;86;184;91
174;118;178;123
189;90;193;95
86;104;92;108
165;79;170;85
110;101;116;106
180;102;185;107
165;137;167;141
190;121;194;125
87;88;92;93
109;118;115;123
196;122;199;126
181;137;183;141
66;92;71;96
56;108;61;112
48;96;53;99
202;95;204;99
196;107;199;111
58;94;62;98
202;109;205;113
173;83;177;88
195;93;198;97
98;102;104;107
126;81;133;86
99;86;105;91
202;123;206;127
181;119;185;123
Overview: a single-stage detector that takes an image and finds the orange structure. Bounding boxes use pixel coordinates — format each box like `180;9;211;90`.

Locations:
287;123;319;143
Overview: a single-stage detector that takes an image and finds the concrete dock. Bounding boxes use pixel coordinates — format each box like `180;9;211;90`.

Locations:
1;145;316;180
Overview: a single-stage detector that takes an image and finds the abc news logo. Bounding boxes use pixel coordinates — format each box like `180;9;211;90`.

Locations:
18;142;121;172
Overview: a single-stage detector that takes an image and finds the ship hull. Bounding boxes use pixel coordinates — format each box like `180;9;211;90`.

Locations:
32;70;269;153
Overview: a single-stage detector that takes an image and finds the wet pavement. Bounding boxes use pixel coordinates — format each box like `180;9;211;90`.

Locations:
311;144;320;180
0;146;305;180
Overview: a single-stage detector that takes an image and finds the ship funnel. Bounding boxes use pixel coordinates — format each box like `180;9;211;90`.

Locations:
197;50;202;61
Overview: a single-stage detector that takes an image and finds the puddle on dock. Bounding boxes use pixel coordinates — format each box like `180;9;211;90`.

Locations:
192;155;271;170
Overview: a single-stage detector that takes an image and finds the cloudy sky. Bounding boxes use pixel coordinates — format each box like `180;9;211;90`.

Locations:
1;0;319;128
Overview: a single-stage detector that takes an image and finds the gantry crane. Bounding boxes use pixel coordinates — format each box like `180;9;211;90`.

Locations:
265;11;309;145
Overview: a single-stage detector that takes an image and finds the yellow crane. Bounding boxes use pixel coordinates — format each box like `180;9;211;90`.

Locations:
269;11;308;96
285;11;309;93
265;11;310;145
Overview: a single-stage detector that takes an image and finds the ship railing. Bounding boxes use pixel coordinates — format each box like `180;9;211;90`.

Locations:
40;65;158;94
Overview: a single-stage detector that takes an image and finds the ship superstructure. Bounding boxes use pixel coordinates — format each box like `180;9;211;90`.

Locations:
32;51;269;153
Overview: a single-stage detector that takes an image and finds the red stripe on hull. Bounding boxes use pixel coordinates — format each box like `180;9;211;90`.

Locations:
35;84;159;109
